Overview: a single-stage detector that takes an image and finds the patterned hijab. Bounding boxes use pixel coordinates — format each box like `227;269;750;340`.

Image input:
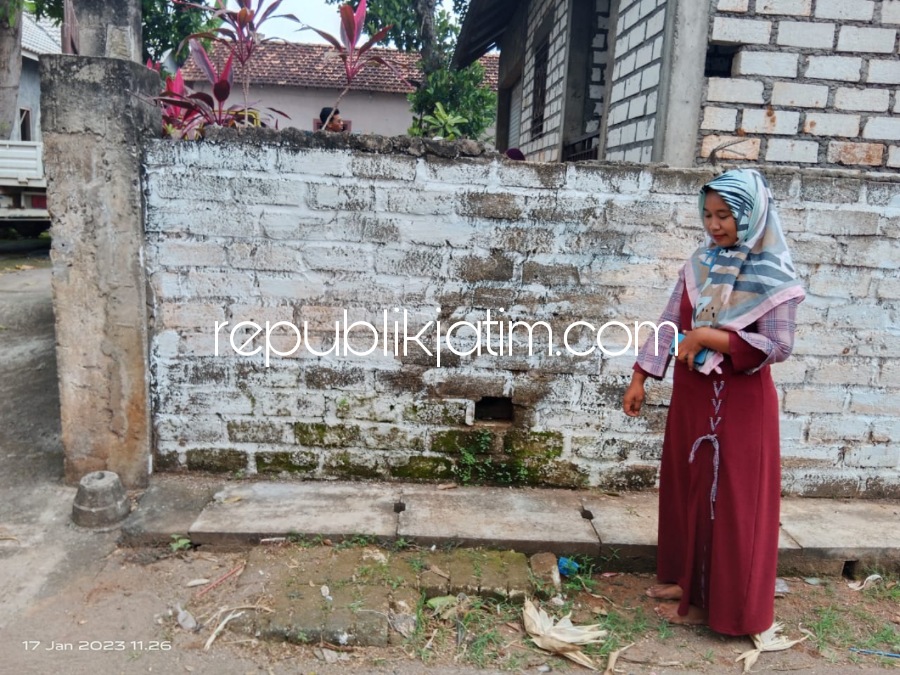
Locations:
684;169;805;332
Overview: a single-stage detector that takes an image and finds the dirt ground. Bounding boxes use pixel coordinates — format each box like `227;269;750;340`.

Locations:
3;537;900;675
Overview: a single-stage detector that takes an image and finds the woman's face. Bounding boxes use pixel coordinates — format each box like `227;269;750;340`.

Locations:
703;189;738;248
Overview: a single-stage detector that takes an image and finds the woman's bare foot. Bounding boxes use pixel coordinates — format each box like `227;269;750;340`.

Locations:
645;583;683;600
655;603;708;626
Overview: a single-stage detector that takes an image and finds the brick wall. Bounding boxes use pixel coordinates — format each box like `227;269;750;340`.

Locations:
143;130;900;497
604;0;668;162
585;0;614;135
519;0;568;161
701;0;900;169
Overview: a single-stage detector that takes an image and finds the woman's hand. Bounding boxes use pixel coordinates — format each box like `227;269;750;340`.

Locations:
676;327;731;370
623;373;646;417
675;330;707;371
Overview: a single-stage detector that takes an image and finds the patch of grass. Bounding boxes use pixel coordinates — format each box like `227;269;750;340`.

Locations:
806;605;856;650
458;598;507;667
335;534;376;550
657;620;673;640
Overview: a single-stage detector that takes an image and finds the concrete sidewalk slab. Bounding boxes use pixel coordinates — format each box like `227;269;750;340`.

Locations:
120;476;222;546
779;499;900;573
582;492;658;572
397;485;600;556
189;482;401;546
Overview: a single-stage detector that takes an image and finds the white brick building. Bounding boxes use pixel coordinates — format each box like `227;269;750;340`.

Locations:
454;0;900;170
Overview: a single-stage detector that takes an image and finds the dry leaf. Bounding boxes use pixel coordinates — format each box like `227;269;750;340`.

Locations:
186;578;210;588
735;622;808;673
436;483;458;490
523;599;607;671
848;574;882;591
427;564;450;580
604;643;633;675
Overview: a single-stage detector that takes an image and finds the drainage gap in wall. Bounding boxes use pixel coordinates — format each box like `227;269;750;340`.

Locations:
705;44;739;78
580;507;594;520
474;397;514;422
842;560;858;579
394;501;406;513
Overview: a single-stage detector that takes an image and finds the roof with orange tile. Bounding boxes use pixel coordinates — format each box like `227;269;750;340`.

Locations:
181;42;499;94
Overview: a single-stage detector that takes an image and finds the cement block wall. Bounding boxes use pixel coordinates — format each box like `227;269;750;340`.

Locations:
604;0;668;162
519;0;568;162
142;129;900;497
701;0;900;169
585;0;613;135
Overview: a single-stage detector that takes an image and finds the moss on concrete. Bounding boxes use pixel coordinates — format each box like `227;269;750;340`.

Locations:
390;456;453;480
324;451;381;479
185;448;246;473
294;422;361;447
227;420;286;444
256;450;319;474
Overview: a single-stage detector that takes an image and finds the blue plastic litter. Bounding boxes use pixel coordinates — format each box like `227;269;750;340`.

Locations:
850;647;900;659
558;557;580;577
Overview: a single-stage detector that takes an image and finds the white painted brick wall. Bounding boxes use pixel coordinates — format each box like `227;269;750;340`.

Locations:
766;139;819;163
889;147;900;168
837;26;898;54
144;140;900;493
701;107;738;131
805;56;863;82
883;0;900;24
707;77;765;104
741;108;800;135
717;0;748;11
863;117;900;141
776;21;835;49
771;82;828;108
868;60;900;85
733;50;799;78
711;17;772;44
834;88;891;112
816;0;875;21
756;0;811;16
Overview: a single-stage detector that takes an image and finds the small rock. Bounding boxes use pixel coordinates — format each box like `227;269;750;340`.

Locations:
175;604;197;631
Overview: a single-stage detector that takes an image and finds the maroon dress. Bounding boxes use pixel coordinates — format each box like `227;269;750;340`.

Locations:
651;291;781;635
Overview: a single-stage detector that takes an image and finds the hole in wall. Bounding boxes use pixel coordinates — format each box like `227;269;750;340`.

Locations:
474;397;514;422
705;44;739;78
393;501;406;514
580;507;594;520
842;560;858;579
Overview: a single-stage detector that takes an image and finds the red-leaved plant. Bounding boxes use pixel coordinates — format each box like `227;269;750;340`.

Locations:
152;40;286;139
307;0;409;130
176;0;300;111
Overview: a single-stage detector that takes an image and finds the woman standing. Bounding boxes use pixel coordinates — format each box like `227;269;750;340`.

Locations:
623;168;805;635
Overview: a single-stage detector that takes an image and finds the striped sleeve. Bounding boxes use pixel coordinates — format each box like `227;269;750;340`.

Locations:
634;272;683;379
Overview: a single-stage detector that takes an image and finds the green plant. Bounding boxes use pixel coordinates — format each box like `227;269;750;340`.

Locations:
453;430;493;485
169;534;192;552
408;62;496;141
417;101;467;140
335;534;375;549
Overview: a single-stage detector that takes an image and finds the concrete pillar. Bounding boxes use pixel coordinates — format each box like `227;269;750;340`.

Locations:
73;0;143;61
40;55;161;488
654;0;711;167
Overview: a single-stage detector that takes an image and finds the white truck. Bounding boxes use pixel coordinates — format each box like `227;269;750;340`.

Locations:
0;140;50;238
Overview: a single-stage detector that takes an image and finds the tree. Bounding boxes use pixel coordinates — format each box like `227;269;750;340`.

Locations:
323;0;496;141
140;0;214;64
0;0;24;140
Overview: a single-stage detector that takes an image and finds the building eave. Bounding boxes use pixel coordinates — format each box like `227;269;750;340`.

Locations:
452;0;521;69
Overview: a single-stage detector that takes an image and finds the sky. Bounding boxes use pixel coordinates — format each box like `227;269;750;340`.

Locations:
237;0;457;45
